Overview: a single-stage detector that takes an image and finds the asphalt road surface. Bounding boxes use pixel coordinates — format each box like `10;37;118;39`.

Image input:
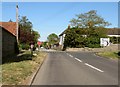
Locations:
32;51;118;85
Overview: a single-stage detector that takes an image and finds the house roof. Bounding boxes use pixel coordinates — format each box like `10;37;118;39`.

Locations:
107;28;120;35
0;22;16;36
59;25;70;36
59;27;120;36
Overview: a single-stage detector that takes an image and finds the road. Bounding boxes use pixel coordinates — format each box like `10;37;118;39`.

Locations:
31;51;118;85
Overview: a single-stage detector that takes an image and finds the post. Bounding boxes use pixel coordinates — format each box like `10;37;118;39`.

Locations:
16;5;19;44
31;44;34;57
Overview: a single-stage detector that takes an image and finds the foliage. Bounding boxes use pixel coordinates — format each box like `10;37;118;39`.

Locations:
110;37;120;44
70;10;111;28
19;44;30;50
85;37;100;48
19;16;40;50
41;42;48;48
47;33;59;47
64;27;108;49
64;28;86;49
64;10;110;49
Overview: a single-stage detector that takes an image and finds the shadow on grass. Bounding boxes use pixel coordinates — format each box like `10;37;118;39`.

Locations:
2;53;35;64
113;52;120;59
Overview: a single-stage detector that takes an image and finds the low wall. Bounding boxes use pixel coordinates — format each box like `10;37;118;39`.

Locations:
66;44;119;52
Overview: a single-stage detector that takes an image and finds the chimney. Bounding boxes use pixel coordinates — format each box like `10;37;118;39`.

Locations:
68;25;70;29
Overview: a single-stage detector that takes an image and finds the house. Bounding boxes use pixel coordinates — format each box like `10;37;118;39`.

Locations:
0;22;19;60
59;25;70;49
107;28;120;37
59;26;120;49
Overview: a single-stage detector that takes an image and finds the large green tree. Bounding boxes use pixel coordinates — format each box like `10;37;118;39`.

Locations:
70;10;111;28
47;33;59;46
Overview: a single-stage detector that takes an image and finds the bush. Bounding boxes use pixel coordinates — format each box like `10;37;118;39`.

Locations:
110;37;120;44
118;51;120;56
19;44;30;50
85;37;100;48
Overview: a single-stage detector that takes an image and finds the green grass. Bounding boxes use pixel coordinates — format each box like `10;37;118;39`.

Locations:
97;51;119;59
1;51;47;85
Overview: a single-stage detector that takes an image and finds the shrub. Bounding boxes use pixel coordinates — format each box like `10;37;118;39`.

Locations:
110;37;120;44
85;37;100;48
19;44;30;50
118;51;120;56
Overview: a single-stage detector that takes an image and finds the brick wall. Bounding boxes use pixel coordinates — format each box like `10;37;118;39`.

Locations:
1;27;18;59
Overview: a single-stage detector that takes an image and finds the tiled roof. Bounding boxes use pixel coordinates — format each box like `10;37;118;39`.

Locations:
59;27;120;36
107;28;120;35
0;22;16;36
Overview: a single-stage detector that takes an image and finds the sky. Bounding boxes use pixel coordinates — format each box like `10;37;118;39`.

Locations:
0;2;119;41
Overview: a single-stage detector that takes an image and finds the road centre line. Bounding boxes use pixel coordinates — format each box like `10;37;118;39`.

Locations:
75;58;82;62
67;53;69;55
85;63;104;72
66;53;104;73
68;54;73;57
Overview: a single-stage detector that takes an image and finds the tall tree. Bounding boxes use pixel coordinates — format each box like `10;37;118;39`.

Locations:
19;16;40;45
70;10;111;28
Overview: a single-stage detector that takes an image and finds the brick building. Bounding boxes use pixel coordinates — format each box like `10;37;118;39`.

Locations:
0;22;19;60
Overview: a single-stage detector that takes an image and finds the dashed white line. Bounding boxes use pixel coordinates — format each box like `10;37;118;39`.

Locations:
85;63;104;72
69;55;73;57
75;58;82;62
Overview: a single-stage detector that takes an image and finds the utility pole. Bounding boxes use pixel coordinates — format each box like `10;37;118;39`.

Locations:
16;4;19;44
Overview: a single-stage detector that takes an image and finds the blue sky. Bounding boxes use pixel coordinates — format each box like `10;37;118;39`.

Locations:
1;2;118;41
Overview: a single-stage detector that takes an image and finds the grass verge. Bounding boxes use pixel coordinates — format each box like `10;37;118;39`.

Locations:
97;51;119;59
1;51;47;85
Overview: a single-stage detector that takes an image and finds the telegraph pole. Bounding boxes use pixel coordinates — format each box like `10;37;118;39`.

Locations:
16;4;19;44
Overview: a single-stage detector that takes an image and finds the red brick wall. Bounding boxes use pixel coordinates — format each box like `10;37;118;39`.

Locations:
2;27;18;59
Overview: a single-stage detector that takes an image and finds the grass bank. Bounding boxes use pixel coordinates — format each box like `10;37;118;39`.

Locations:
2;51;47;85
97;51;119;59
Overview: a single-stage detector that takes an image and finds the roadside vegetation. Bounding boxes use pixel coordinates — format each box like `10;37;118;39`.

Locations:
63;10;111;50
19;16;40;50
97;51;120;59
2;50;47;85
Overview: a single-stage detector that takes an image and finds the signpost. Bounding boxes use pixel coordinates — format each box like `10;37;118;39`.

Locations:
37;41;42;50
30;44;34;57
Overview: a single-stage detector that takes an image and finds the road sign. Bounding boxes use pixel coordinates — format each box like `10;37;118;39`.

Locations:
100;38;110;47
37;41;42;46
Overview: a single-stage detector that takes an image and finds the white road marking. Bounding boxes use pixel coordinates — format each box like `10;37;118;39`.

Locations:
69;55;73;57
75;58;82;62
67;53;69;55
85;63;104;72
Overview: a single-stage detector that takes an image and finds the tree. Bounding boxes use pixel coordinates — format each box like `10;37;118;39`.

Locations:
70;10;111;28
32;30;40;43
47;33;59;47
64;28;86;49
19;16;40;49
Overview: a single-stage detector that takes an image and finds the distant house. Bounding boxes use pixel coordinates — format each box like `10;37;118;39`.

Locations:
0;22;19;60
59;25;70;49
59;26;120;49
107;28;120;37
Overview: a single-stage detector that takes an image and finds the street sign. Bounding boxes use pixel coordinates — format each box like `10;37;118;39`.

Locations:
100;38;110;47
37;41;42;46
